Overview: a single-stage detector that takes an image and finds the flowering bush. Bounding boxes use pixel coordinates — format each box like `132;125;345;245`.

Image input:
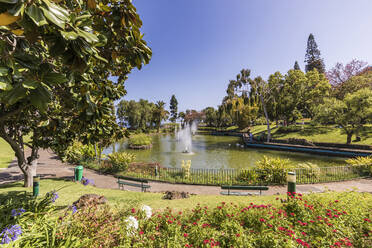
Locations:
0;190;371;247
81;177;95;186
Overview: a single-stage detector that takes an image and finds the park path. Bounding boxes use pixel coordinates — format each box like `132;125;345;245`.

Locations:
0;149;372;195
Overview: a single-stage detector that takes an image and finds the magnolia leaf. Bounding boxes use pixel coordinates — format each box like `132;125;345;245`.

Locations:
43;72;68;84
2;83;26;105
60;30;79;40
40;6;65;29
0;67;8;76
8;1;24;16
0;12;20;26
0;0;18;4
47;2;69;20
29;85;52;112
26;5;48;26
76;29;99;43
22;80;39;89
11;29;24;35
0;76;12;90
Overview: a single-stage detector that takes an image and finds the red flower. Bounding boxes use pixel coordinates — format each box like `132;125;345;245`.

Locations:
139;230;144;235
290;213;295;216
333;229;337;233
184;233;188;237
236;233;240;237
131;208;136;213
364;218;370;222
259;218;265;222
203;239;209;244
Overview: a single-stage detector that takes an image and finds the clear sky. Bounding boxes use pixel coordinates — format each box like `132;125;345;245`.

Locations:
122;0;372;112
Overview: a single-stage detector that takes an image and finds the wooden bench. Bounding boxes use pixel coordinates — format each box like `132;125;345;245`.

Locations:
220;185;269;196
117;176;151;192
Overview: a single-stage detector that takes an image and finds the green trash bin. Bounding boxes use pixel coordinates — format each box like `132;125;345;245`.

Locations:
74;166;83;181
33;176;40;197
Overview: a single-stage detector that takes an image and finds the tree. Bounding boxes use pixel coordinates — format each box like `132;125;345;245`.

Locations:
326;60;370;99
169;95;178;123
314;88;372;144
294;61;301;70
305;34;325;73
203;107;217;127
249;76;272;142
116;99;155;131
152;101;169;132
0;0;151;187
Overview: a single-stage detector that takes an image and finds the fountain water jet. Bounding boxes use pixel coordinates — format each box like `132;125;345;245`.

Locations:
176;122;197;153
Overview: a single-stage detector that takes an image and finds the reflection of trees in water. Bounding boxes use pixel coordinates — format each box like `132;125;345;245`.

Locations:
111;134;346;169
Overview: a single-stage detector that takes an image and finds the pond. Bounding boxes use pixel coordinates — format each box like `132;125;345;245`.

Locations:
104;134;347;169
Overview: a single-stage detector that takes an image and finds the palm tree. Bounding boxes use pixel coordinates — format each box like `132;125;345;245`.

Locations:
152;101;169;132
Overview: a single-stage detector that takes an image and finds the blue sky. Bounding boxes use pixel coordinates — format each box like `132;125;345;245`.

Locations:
122;0;372;112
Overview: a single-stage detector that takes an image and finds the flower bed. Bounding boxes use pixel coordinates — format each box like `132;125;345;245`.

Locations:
0;190;371;247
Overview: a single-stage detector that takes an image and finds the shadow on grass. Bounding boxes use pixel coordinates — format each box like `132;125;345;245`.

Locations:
272;125;334;139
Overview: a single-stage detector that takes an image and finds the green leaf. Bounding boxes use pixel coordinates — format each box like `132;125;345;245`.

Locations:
22;80;39;89
29;85;52;112
2;83;26;105
0;67;8;76
26;5;48;26
42;72;68;84
60;31;78;40
40;6;65;29
7;1;24;16
0;0;18;4
0;76;12;90
76;29;99;43
46;2;68;21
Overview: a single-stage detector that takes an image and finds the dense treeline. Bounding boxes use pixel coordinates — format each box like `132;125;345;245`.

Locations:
201;34;372;144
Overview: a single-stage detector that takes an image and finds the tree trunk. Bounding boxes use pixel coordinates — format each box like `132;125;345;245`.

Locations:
346;132;353;144
259;94;271;142
24;165;34;187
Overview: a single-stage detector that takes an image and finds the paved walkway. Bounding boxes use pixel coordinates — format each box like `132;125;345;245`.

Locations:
1;149;372;195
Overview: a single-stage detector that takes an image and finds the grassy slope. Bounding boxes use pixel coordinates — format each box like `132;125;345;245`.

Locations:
250;124;372;145
0;179;277;211
0;138;14;168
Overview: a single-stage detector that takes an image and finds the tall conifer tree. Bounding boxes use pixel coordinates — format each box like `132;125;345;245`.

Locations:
169;95;178;122
305;34;325;73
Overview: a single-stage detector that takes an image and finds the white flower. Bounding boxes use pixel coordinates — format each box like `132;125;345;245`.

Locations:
141;205;152;219
125;216;139;230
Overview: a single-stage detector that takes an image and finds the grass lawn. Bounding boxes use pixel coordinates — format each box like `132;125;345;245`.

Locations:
251;124;372;145
0;138;14;168
0;179;277;211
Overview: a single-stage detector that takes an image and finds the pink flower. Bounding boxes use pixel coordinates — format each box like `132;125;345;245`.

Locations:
131;208;136;213
139;230;144;235
236;233;240;237
184;233;188;237
259;218;265;222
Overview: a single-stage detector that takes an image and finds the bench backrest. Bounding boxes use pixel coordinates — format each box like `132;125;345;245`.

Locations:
221;185;269;191
118;176;149;183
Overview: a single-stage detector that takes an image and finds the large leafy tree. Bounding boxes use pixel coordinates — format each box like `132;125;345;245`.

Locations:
116;99;155;131
203;107;217;127
305;33;325;73
326;60;370;99
169;94;178;123
152;101;169;132
314;88;372;144
0;0;151;187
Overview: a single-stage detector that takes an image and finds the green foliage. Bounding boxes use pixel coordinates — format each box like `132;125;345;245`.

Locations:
255;156;295;184
345;156;372;175
62;142;95;164
169;95;178;123
107;152;136;172
314;88;372;144
128;134;152;147
305;33;325;73
0;0;152;186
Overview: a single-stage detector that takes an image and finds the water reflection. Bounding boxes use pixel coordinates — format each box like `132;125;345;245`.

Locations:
103;134;347;169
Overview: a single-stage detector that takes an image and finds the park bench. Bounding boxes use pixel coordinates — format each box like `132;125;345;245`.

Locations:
220;185;269;196
117;176;151;192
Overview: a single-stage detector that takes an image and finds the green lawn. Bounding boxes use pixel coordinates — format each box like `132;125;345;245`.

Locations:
0;179;278;211
251;124;372;145
0;138;15;168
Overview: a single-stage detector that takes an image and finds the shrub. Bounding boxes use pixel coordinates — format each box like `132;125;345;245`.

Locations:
255;156;295;184
63;142;96;164
345;156;372;176
108;152;136;172
297;162;321;179
128;134;152;147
